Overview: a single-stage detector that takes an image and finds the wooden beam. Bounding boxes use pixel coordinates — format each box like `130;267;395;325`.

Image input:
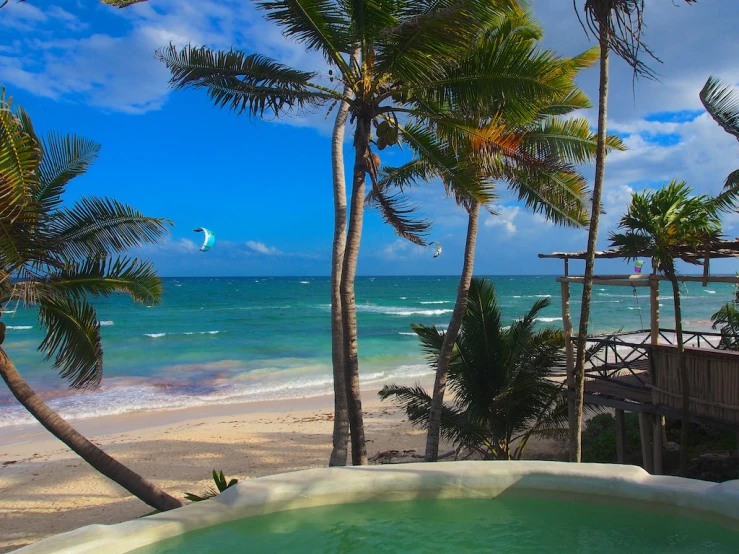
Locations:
652;414;663;474
615;409;626;464
561;280;575;458
557;275;739;285
650;279;660;347
639;412;654;473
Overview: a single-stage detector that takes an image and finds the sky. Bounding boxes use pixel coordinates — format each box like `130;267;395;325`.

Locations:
1;0;738;277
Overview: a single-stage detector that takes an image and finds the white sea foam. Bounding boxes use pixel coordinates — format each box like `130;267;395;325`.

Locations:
99;320;114;326
419;301;450;305
145;333;166;338
1;310;16;314
536;317;562;323
398;332;416;336
399;297;407;300
704;290;716;294
6;325;32;330
300;281;310;284
535;294;551;298
351;304;453;317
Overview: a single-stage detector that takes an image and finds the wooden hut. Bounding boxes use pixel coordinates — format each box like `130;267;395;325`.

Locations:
539;241;739;474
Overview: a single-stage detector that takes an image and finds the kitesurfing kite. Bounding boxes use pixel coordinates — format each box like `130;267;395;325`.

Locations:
194;228;216;252
429;241;442;258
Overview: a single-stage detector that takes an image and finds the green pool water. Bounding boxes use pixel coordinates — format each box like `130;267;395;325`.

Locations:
131;496;739;553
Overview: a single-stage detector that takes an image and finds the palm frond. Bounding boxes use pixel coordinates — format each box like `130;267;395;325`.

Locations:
156;44;337;117
51;196;171;259
366;187;429;245
374;0;514;85
36;133;101;212
38;296;103;389
101;0;148;6
712;169;739;213
378;383;487;446
43;258;162;305
700;76;739;141
256;0;353;76
0;88;40;218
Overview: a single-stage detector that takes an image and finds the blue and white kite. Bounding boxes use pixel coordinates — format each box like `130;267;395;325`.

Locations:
194;228;216;252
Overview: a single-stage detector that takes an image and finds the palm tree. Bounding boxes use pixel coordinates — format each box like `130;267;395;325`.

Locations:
609;180;737;475
155;0;575;465
570;0;699;463
0;89;182;511
379;14;624;461
380;277;569;460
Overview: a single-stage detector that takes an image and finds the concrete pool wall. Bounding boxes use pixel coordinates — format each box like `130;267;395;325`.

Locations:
16;461;739;553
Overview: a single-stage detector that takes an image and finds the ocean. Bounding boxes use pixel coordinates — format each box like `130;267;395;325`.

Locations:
0;275;734;428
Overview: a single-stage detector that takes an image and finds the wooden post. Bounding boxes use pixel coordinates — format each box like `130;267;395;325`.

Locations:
650;277;660;344
638;412;654;473
652;414;663;474
561;280;575;459
615;409;626;464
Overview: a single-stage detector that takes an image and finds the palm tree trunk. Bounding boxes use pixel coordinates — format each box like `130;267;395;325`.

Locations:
0;348;183;512
571;17;610;463
341;116;370;465
425;200;480;461
669;274;690;475
328;68;353;467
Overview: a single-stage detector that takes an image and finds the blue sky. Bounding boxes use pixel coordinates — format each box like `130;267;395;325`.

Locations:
1;0;738;277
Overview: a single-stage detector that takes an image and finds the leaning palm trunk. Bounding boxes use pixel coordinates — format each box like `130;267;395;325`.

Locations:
668;272;690;475
0;348;183;512
329;74;354;467
340;117;371;465
425;200;480;461
571;20;611;463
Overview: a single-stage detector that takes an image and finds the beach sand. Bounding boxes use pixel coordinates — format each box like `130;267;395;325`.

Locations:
0;390;567;553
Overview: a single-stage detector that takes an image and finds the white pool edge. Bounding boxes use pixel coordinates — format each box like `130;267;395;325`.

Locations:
15;461;739;553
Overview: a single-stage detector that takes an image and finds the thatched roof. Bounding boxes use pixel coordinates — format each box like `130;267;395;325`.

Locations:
538;239;739;262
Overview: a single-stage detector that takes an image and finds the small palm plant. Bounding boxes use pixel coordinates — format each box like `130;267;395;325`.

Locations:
185;470;239;502
0;89;182;511
711;276;739;351
609;180;737;475
380;278;568;460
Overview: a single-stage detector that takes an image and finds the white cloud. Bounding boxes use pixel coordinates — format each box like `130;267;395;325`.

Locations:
246;240;282;255
484;204;520;236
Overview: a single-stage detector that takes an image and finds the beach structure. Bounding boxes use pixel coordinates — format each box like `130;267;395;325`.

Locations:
541;241;739;474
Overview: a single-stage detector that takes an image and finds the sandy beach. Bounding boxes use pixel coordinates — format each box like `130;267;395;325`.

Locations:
0;386;567;553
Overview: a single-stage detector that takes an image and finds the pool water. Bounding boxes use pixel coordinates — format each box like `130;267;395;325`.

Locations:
131;496;739;553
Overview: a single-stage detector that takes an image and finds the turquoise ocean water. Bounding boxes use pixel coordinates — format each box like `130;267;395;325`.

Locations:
0;276;734;428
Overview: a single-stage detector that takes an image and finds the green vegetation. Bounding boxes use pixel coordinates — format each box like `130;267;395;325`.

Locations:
380;278;572;460
185;470;239;502
0;88;182;511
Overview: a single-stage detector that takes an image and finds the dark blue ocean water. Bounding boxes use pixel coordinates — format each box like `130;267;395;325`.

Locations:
0;276;733;427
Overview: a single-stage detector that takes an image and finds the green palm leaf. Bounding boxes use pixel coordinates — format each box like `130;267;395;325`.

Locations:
374;0;514;85
51;196;172;259
156;45;337;117
257;0;353;75
37;295;103;389
0;88;40;219
700;76;739;141
43;257;162;305
365;187;429;245
36;133;101;212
